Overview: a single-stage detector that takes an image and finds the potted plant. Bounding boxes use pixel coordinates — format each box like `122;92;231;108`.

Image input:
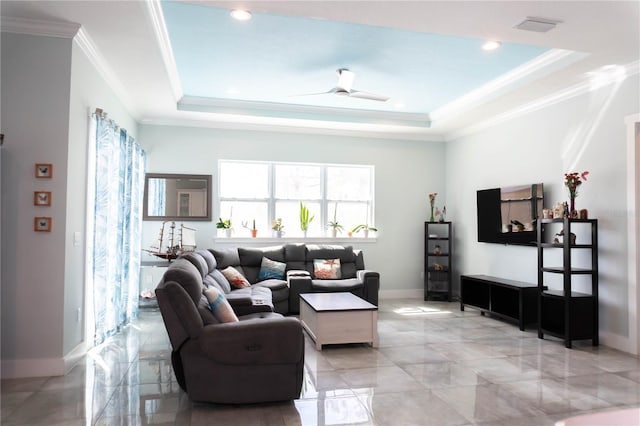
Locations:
272;218;284;238
242;219;258;238
327;205;343;237
216;217;232;237
351;224;377;238
299;202;314;238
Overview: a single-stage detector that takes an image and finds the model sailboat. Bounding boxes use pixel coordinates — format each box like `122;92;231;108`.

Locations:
145;221;196;260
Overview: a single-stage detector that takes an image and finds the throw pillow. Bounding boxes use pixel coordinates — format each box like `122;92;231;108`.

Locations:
221;266;251;289
313;258;342;279
203;287;239;323
258;257;286;280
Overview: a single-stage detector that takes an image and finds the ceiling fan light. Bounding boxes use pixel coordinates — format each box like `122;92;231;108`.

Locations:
230;9;252;21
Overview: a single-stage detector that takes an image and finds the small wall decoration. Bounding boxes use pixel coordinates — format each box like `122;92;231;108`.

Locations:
35;163;53;178
34;191;51;206
34;217;52;232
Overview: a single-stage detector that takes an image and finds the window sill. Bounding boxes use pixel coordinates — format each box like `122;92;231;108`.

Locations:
213;237;377;244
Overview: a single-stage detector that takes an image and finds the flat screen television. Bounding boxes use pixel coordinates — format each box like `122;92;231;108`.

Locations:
477;183;544;245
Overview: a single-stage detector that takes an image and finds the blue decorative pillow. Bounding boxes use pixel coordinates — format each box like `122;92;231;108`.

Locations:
204;287;238;323
258;257;286;280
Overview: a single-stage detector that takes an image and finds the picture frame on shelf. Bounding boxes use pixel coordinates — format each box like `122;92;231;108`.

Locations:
34;217;52;232
34;191;51;206
35;163;53;178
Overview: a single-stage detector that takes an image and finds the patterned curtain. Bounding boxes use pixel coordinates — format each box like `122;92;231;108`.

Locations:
89;110;145;346
148;177;166;216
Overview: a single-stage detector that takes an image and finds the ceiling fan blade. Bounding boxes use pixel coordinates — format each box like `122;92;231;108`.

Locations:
348;90;389;102
291;88;338;97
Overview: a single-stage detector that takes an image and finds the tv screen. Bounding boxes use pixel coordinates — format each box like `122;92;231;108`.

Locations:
477;183;543;245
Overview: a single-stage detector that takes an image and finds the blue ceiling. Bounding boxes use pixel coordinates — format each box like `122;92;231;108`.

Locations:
161;1;550;115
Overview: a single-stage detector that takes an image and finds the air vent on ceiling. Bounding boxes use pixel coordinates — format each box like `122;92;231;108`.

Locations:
514;17;561;33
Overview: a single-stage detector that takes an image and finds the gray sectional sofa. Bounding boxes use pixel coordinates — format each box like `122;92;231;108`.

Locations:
205;243;380;315
154;243;379;403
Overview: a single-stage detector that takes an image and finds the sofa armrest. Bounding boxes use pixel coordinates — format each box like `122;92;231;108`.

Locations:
286;270;310;278
357;270;380;306
287;272;312;314
198;317;303;365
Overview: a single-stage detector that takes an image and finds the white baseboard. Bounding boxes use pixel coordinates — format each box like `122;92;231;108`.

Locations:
600;331;639;356
1;341;89;379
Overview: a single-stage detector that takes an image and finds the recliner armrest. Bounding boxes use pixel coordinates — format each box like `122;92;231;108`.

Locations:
286;270;310;278
287;273;312;314
199;317;303;365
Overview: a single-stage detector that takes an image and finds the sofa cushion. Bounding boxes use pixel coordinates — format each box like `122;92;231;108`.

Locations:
311;278;363;292
162;259;204;304
196;248;217;270
284;244;306;270
211;248;240;269
204;269;232;294
204;287;239;323
181;252;208;278
306;245;357;278
258;257;286;280
221;266;251;289
313;259;342;279
253;278;288;292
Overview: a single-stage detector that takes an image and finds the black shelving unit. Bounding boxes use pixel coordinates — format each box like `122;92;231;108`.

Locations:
424;221;452;301
537;218;598;348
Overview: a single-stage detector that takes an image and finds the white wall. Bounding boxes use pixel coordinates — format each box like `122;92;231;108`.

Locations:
139;125;446;297
445;75;639;352
1;33;72;377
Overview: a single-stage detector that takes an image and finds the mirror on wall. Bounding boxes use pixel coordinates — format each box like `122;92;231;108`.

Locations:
143;173;212;221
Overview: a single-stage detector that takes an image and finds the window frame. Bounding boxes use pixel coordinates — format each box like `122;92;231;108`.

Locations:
217;159;375;237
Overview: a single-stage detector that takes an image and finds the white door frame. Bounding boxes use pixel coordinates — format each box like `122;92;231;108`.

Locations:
625;113;639;355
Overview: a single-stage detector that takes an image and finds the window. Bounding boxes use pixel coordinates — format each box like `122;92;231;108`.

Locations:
218;160;374;237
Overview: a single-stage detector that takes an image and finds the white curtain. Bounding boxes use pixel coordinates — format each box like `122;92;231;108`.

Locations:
88;109;145;346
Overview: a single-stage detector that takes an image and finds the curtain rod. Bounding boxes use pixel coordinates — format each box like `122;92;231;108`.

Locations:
93;107;126;133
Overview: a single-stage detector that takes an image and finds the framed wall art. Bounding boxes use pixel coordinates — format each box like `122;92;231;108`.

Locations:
34;191;51;206
34;217;52;232
35;163;53;178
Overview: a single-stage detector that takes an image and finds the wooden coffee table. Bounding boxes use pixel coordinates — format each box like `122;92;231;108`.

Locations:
299;292;378;350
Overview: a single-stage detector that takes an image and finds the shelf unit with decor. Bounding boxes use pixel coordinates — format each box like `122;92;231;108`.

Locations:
424;221;452;301
537;218;598;348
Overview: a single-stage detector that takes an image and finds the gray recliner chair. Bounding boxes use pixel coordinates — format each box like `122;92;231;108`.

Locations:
155;259;304;404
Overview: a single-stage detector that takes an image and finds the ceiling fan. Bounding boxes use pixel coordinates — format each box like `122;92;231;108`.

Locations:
299;68;389;102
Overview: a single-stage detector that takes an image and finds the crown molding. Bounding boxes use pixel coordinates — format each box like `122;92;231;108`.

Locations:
0;16;80;38
430;49;588;124
74;28;140;121
141;115;444;142
146;0;183;101
178;95;432;128
445;59;640;141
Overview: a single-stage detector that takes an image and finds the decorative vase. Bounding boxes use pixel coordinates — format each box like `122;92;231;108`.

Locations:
225;228;232;238
302;230;308;238
569;192;576;218
276;230;283;238
250;229;257;238
430;205;435;222
331;228;337;238
363;229;369;238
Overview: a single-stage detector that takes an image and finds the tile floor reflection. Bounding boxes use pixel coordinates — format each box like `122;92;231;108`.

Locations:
2;299;640;425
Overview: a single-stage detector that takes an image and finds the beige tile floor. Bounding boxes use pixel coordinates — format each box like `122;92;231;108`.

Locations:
2;299;640;425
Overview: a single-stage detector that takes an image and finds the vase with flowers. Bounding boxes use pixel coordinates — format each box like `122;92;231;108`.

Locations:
564;171;589;217
429;193;437;222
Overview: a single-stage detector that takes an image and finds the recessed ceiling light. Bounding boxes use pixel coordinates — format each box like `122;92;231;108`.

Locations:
482;41;501;51
230;9;252;21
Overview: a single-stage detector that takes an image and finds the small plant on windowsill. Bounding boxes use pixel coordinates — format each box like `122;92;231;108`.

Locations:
327;205;343;237
242;219;258;238
272;218;285;238
299;202;314;238
216;217;232;237
351;224;377;238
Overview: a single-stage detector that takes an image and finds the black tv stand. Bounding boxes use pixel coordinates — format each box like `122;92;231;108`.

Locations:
460;274;539;331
